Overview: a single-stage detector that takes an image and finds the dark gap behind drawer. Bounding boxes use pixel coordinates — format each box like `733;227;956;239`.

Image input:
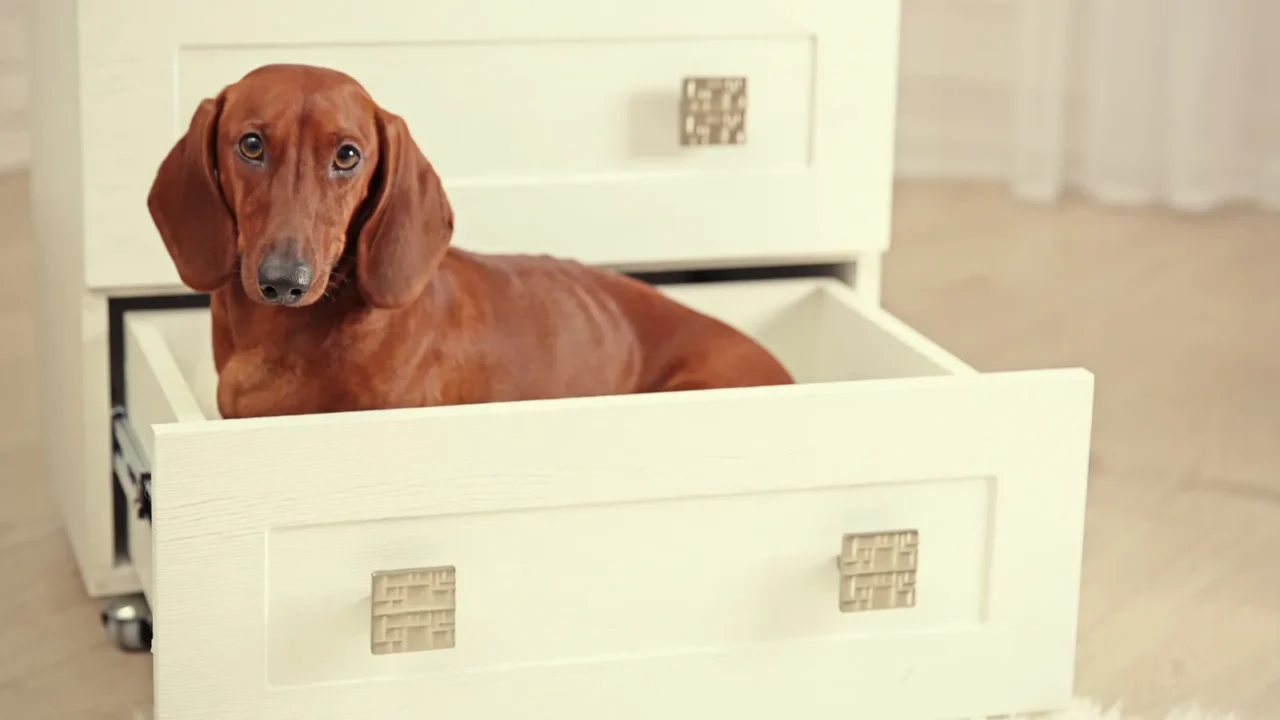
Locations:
107;294;211;561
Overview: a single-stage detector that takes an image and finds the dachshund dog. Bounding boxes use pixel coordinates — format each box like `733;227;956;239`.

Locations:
146;64;793;419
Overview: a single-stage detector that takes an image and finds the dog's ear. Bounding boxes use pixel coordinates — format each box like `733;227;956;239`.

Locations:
355;109;454;309
147;93;237;292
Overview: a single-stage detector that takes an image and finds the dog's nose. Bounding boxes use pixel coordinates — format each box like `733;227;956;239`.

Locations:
256;255;313;305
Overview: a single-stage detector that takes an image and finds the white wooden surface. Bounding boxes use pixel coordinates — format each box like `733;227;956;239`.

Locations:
120;278;1094;719
30;0;140;598
148;371;1092;720
75;0;900;289
125;316;208;462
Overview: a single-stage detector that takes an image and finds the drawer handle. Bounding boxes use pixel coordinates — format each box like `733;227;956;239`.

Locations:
679;76;747;146
370;565;457;655
836;530;919;613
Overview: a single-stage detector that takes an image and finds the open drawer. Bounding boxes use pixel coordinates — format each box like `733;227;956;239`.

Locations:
121;277;1093;720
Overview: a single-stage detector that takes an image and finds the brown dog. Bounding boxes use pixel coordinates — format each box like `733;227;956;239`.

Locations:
146;64;793;419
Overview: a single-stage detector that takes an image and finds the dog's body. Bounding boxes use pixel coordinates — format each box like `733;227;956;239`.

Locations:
148;64;793;420
212;248;791;418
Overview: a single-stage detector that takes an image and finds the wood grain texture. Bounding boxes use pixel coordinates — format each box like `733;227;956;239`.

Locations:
3;178;1278;718
142;350;1087;718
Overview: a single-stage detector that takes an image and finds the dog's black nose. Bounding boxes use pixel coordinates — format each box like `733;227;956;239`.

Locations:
257;255;313;305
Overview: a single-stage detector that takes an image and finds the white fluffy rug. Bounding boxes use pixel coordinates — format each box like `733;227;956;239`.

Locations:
1054;698;1243;720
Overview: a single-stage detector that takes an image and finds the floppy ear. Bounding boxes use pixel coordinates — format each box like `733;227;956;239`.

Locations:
146;93;237;292
355;109;455;309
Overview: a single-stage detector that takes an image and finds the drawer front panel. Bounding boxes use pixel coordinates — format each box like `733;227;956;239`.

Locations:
180;40;814;182
149;368;1093;719
77;0;901;289
266;475;993;688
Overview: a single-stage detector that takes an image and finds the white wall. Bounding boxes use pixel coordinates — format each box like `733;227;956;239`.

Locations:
7;0;1009;178
894;0;1018;181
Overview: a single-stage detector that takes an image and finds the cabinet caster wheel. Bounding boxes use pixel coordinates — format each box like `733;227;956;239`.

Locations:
101;595;152;653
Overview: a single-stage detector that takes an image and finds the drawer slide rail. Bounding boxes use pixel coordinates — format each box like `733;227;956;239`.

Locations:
111;406;152;523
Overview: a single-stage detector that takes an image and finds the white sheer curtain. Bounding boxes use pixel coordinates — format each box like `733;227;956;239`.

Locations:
896;0;1280;211
1009;0;1280;211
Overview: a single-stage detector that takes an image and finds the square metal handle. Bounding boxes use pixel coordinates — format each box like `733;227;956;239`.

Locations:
680;77;748;146
837;530;919;612
370;565;457;655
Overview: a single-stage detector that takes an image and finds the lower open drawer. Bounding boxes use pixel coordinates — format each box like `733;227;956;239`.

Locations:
121;277;1094;720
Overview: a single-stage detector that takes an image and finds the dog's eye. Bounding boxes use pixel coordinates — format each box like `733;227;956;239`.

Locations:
333;144;361;171
237;133;265;161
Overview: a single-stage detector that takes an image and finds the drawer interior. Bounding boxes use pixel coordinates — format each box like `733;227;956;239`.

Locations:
661;277;973;383
124;277;972;434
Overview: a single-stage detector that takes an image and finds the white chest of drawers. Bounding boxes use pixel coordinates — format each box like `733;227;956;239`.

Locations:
31;1;1094;718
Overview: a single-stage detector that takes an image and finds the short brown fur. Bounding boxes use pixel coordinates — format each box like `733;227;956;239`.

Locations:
147;63;794;419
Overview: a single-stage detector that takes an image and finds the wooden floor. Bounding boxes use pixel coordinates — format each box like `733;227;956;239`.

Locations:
1;174;1277;719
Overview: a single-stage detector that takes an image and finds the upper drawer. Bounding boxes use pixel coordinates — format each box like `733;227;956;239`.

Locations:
71;0;902;290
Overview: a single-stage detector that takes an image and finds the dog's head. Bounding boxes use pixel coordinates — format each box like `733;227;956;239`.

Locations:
147;63;454;309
